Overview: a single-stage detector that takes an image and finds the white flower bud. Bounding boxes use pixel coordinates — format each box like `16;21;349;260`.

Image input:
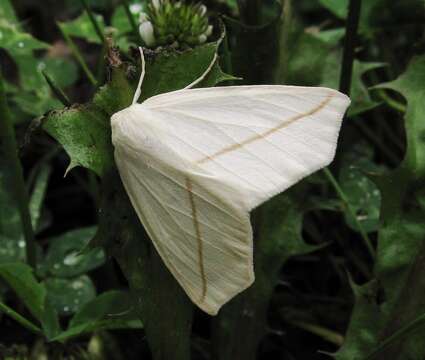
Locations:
199;5;207;16
198;34;207;44
139;21;156;47
139;12;149;23
205;25;213;36
175;1;182;8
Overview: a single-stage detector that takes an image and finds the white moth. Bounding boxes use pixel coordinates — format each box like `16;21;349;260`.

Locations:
111;48;350;315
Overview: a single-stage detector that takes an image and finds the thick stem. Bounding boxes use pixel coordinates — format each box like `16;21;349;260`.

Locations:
339;0;362;95
58;23;98;86
237;0;262;25
0;73;37;268
42;71;71;106
0;301;42;335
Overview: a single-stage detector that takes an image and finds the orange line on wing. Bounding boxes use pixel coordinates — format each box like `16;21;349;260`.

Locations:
196;93;334;164
185;177;207;302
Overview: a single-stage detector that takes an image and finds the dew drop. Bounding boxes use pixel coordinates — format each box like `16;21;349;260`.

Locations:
130;3;143;14
37;62;46;71
64;251;82;266
72;280;84;290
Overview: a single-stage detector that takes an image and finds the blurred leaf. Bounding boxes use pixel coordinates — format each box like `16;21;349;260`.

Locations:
44;275;96;316
58;12;106;44
12;92;62;116
0;21;49;57
321;59;385;116
0;235;26;263
41;57;79;89
336;56;425;360
285;28;333;86
29;164;51;231
0;20;49;92
0;262;46;321
339;157;381;233
318;0;384;35
40;299;61;340
43;41;232;176
52;290;143;342
311;28;345;46
0;11;77;116
319;0;348;19
41;227;104;278
0;165;21;240
0;0;18;23
111;2;144;34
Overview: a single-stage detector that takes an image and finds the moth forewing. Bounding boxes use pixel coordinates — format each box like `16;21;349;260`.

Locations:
111;84;350;315
112;111;254;314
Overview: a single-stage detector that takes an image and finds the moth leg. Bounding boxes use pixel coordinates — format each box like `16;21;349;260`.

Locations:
184;53;218;89
132;46;147;105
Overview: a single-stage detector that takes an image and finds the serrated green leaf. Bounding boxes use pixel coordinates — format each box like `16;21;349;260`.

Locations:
334;281;381;360
43;41;232;176
318;0;385;35
335;55;425;360
377;56;425;181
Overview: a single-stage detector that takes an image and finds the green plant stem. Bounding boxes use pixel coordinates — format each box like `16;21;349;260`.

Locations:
0;73;37;268
339;0;362;95
120;0;143;43
286;319;344;346
80;0;107;45
57;23;98;86
323;168;376;260
42;71;71;106
276;0;292;84
377;89;407;113
0;301;42;335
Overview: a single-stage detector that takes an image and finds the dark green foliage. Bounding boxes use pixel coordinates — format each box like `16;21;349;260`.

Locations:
1;0;425;359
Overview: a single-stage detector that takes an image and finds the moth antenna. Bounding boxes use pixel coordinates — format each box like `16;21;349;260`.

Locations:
184;53;218;90
132;46;146;105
